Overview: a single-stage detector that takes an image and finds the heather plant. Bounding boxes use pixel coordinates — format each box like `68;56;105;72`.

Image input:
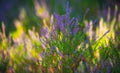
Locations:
37;3;86;72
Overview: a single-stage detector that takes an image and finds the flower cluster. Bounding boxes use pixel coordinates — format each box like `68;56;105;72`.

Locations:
54;3;79;36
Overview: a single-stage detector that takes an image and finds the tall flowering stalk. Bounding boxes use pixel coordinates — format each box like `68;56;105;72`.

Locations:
54;3;79;36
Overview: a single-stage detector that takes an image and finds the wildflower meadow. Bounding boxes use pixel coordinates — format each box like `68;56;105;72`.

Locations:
0;0;120;73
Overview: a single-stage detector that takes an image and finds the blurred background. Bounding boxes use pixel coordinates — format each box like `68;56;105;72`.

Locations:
0;0;120;35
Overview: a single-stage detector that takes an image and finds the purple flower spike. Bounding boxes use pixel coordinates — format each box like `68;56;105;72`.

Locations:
66;2;72;15
54;2;79;36
40;27;49;38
